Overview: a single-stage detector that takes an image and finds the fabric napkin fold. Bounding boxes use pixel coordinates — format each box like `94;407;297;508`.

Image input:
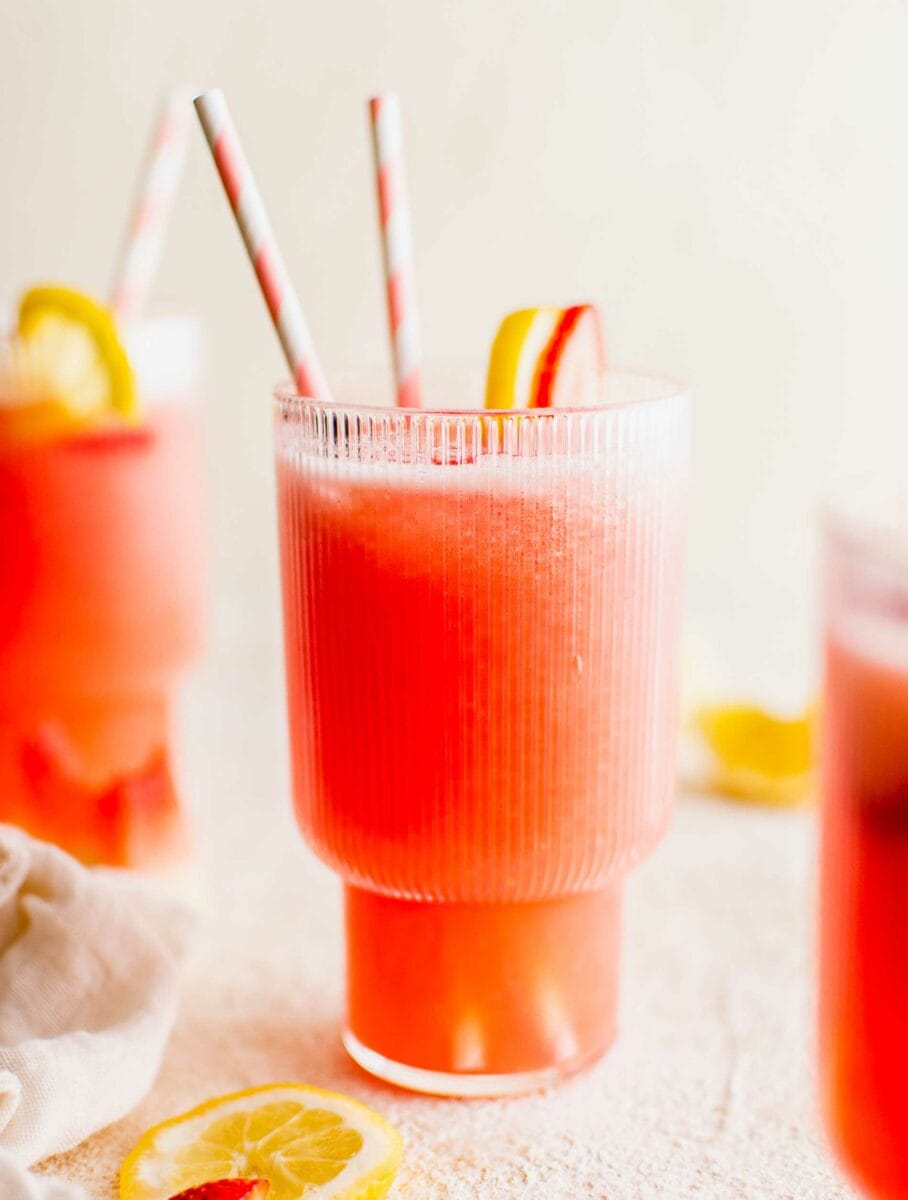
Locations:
0;825;196;1198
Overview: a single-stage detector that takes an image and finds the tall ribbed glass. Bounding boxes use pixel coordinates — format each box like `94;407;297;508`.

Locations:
274;371;689;1095
0;316;205;872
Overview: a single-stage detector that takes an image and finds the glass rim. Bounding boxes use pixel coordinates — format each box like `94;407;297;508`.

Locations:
822;484;908;571
274;365;688;418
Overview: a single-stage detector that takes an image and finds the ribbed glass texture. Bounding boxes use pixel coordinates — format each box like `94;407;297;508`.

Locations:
275;372;689;905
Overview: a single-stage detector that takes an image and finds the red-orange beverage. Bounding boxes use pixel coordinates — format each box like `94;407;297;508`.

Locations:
276;373;689;1095
821;512;908;1198
0;316;205;869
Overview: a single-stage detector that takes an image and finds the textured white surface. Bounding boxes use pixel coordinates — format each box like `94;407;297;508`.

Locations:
36;614;859;1199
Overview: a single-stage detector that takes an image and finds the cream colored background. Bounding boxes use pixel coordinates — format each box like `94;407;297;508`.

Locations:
3;0;907;700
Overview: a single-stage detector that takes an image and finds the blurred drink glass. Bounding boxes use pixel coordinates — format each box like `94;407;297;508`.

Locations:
821;494;908;1197
0;315;205;870
275;369;689;1095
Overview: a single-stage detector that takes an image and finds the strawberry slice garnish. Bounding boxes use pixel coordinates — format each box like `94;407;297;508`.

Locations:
533;304;605;408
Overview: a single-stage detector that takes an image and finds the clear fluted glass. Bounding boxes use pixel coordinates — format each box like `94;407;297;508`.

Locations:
274;370;690;1095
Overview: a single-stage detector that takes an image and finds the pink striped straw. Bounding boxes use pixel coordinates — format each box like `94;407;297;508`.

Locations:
368;94;422;408
111;88;194;323
194;89;331;402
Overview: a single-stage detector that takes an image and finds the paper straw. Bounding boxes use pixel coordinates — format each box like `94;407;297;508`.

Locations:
369;94;422;408
110;88;194;323
194;89;331;402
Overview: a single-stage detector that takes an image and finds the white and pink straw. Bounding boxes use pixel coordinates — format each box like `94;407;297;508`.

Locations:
368;95;422;408
111;88;194;324
194;89;331;402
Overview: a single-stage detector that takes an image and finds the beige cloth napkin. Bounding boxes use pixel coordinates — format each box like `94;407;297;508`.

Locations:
0;826;195;1198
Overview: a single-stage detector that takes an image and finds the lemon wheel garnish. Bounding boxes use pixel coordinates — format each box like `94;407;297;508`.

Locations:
0;284;137;442
119;1083;404;1200
695;703;814;807
484;307;561;410
19;285;137;418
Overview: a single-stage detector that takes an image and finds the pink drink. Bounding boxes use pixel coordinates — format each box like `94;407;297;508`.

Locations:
0;316;205;869
276;374;689;1094
821;511;908;1197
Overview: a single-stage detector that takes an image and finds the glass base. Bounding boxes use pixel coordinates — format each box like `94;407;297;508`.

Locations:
0;694;189;870
343;1028;610;1098
344;886;621;1091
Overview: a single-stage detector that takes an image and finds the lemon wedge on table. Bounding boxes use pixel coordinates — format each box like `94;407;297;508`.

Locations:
119;1084;404;1200
694;703;815;807
0;284;137;441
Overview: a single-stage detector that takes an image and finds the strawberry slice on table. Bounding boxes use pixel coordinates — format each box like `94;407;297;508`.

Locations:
168;1182;270;1200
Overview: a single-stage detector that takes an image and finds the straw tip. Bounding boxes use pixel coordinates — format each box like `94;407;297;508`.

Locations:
193;88;225;112
369;93;400;114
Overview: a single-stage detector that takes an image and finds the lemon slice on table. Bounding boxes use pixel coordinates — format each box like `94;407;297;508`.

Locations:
484;303;605;410
695;703;815;807
0;284;137;441
119;1084;404;1200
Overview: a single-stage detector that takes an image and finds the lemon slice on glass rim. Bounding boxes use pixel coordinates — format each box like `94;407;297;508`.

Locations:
0;284;137;441
119;1083;404;1200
